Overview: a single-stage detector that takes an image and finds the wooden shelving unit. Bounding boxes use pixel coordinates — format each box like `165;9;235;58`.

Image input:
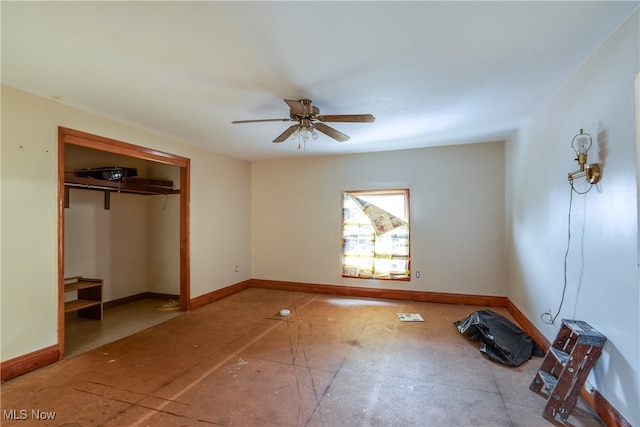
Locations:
64;277;103;320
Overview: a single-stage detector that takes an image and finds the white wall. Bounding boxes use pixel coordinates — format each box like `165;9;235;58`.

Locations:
1;86;252;362
505;10;639;425
252;141;506;296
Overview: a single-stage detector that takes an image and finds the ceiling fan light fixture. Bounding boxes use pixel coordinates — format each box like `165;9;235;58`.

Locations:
288;124;318;143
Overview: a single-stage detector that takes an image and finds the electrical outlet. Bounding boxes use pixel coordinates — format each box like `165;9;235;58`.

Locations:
235;265;239;273
415;271;421;279
584;380;595;394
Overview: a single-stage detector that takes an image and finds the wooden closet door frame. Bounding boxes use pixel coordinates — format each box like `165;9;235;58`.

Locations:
57;127;191;358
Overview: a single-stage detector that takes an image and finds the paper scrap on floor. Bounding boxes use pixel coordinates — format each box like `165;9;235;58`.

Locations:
156;300;180;312
398;313;424;322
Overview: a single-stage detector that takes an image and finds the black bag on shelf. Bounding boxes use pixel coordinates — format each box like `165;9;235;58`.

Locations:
75;166;138;181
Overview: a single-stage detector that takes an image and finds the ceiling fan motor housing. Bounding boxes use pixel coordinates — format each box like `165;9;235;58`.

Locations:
290;99;319;119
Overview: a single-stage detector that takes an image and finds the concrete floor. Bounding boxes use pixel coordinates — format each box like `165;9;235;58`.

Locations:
65;298;183;358
1;288;603;426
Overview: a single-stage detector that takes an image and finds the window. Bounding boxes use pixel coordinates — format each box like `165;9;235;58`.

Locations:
341;189;410;280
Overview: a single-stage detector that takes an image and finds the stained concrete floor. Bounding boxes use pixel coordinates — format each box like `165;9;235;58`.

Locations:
1;288;603;426
65;298;183;358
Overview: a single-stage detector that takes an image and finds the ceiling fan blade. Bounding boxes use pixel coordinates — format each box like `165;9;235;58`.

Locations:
317;114;375;123
315;123;350;142
232;118;292;124
284;99;309;116
273;125;299;143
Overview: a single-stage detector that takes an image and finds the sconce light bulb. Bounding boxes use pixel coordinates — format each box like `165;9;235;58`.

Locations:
571;132;592;155
575;137;589;154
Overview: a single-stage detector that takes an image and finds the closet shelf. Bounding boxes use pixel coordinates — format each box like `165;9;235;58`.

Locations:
64;174;179;209
64;175;180;196
64;276;103;320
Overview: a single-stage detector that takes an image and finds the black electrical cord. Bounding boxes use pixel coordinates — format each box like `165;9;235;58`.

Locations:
569;178;594;195
541;181;591;325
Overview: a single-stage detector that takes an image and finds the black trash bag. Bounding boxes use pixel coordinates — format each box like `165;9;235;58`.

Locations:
454;309;544;367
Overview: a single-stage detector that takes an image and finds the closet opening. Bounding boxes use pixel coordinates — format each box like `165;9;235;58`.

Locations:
57;127;190;359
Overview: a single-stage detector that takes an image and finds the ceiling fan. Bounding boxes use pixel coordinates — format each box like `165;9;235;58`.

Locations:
232;99;375;143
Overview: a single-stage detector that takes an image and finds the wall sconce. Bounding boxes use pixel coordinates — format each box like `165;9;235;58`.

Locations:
567;129;601;184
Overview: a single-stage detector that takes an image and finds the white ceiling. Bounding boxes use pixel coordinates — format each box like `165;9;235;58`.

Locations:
2;1;638;161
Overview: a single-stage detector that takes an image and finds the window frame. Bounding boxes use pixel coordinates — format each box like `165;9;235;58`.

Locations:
341;188;410;281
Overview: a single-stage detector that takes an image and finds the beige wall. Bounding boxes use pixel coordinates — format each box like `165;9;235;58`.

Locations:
64;190;180;301
64;190;150;301
147;194;181;295
505;10;639;425
1;86;252;361
251;142;507;296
